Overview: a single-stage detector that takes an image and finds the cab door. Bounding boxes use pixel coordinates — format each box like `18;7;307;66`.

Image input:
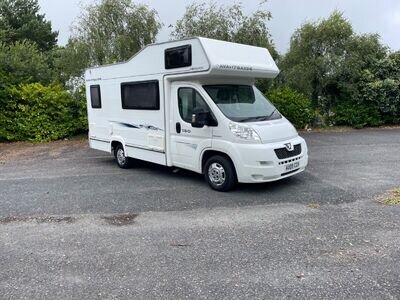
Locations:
170;84;214;171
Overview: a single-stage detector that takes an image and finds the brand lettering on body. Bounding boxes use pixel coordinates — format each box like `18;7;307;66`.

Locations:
218;65;253;71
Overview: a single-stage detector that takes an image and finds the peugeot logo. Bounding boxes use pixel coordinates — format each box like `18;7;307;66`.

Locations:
285;143;294;151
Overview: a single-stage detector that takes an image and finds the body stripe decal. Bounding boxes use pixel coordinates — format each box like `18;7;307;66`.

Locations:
109;121;163;131
90;137;110;143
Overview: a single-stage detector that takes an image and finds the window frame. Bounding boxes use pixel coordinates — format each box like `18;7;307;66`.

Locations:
165;44;192;70
90;85;102;109
177;87;214;124
120;80;160;110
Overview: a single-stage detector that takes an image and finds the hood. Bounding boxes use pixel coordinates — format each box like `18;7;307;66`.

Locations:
249;118;298;143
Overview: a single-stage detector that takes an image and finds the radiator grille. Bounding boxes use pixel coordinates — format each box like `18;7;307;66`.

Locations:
274;144;302;159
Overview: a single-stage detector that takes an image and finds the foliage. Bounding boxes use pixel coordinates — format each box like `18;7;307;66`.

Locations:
336;34;387;106
70;0;161;67
0;0;399;143
280;11;399;128
53;40;91;83
0;40;53;84
335;51;400;127
334;102;383;129
267;87;314;129
361;52;400;123
171;1;277;59
0;0;58;51
281;11;354;106
0;83;87;142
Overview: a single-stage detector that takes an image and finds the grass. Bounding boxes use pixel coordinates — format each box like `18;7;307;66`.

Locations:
308;203;321;209
380;188;400;205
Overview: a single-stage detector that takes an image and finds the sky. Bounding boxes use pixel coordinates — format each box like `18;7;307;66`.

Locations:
38;0;400;53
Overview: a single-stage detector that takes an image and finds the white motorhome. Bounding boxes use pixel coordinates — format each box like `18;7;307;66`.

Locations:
85;37;308;191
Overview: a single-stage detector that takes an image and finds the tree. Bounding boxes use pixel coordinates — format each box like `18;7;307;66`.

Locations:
70;0;161;68
171;1;277;59
281;11;390;121
355;51;400;124
0;40;53;84
281;11;354;108
53;39;91;83
0;0;58;51
336;33;387;105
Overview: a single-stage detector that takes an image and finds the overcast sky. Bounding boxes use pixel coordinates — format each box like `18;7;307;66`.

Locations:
38;0;400;53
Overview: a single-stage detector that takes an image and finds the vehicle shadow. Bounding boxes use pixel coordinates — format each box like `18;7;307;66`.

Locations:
99;156;354;207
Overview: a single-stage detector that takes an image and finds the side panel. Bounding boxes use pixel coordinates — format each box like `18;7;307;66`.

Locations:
86;74;167;166
89;137;111;153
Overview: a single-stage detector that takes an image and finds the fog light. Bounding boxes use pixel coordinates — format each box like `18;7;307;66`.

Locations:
259;161;273;166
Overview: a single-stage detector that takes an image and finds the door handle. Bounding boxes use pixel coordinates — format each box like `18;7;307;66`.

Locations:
176;122;181;134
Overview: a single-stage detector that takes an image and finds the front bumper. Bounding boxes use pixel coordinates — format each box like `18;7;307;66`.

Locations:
231;136;308;183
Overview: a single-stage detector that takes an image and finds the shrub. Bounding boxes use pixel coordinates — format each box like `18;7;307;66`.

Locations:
361;78;400;125
334;102;383;129
267;87;314;129
0;83;87;142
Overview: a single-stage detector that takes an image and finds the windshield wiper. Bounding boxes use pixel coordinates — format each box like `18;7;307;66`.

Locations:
238;109;278;122
266;108;277;119
238;115;269;122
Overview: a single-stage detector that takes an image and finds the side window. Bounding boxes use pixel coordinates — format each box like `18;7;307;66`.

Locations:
90;85;101;109
121;80;160;110
178;88;209;123
165;45;192;69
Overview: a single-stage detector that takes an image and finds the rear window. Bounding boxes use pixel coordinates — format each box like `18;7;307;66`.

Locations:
165;45;192;69
121;81;160;110
90;85;101;109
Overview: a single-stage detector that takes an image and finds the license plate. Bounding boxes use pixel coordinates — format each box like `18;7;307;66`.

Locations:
285;162;300;171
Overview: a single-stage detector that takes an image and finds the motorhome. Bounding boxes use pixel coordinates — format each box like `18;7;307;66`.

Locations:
85;37;308;191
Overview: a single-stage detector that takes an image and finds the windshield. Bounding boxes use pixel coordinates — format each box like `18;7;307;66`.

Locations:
203;85;281;123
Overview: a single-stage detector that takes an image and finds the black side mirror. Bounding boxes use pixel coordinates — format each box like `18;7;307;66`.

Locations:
191;111;209;128
191;108;217;128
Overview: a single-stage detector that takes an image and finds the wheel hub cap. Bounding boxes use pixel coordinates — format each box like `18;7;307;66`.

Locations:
117;149;126;165
208;163;226;186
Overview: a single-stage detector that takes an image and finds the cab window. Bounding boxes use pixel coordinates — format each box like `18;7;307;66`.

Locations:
178;88;209;123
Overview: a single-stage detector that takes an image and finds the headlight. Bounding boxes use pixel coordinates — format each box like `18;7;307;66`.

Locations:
229;122;261;142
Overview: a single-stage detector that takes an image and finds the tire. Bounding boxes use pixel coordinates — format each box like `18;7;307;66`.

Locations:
114;144;133;169
204;155;237;192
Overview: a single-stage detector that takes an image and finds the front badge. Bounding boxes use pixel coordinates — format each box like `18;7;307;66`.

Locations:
284;143;294;151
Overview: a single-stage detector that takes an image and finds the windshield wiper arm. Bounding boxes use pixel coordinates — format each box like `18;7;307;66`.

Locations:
238;115;268;122
266;108;277;119
238;109;278;122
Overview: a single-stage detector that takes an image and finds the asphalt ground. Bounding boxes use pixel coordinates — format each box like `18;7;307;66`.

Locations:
0;128;399;299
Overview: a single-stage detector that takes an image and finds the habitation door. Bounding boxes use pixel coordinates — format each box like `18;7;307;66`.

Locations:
170;84;213;172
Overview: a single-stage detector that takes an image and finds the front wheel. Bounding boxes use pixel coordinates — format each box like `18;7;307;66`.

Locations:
114;144;133;169
204;155;237;192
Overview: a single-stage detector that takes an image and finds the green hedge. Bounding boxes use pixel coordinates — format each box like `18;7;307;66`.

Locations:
0;83;87;142
334;102;383;129
267;87;314;129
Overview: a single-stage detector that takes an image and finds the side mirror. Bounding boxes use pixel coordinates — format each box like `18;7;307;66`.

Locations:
191;111;209;128
191;108;217;128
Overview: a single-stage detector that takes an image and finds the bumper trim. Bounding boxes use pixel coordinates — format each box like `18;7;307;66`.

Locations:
281;168;300;176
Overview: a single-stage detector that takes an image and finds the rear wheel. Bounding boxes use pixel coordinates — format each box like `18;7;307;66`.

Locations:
204;155;236;192
114;144;133;169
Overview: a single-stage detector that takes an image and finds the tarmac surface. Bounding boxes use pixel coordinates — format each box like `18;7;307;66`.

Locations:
0;128;399;299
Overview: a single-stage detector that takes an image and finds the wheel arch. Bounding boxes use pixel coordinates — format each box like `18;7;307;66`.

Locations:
110;137;127;154
201;149;237;175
